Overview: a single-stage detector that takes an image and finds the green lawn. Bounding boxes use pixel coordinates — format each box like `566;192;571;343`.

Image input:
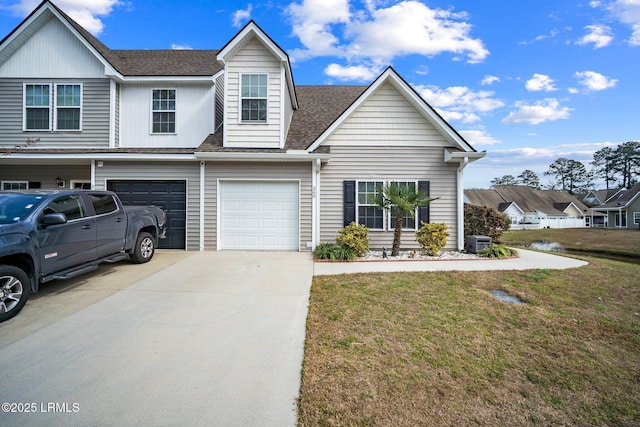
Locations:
298;229;640;426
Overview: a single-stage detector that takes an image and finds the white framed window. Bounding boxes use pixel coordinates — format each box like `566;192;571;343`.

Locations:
2;181;28;190
23;83;82;131
70;180;91;189
356;180;419;231
55;84;82;131
24;83;51;131
615;212;627;227
357;181;384;230
634;212;640;225
152;89;176;134
240;74;267;123
389;181;418;231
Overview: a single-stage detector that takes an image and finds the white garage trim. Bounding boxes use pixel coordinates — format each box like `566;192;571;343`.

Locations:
217;179;301;251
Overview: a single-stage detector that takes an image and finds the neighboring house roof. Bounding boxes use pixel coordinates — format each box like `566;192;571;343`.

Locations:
493;185;589;216
598;183;640;210
465;186;590;217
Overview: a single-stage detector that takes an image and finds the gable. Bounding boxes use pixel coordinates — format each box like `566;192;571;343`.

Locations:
0;11;105;78
319;81;447;147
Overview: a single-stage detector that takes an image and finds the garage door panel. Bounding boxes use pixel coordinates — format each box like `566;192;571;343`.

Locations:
107;180;186;250
220;181;299;250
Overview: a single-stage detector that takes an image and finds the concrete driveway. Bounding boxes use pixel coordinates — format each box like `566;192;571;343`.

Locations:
0;250;313;427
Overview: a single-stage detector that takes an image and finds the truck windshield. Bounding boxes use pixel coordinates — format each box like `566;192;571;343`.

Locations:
0;194;46;224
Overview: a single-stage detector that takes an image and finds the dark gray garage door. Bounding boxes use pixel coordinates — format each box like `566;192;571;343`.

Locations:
107;180;186;249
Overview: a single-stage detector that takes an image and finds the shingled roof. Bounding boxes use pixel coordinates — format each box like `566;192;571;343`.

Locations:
493;185;589;216
196;85;367;153
599;182;640;209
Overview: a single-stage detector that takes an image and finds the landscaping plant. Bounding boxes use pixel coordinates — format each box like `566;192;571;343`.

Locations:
415;222;449;256
478;244;518;258
369;183;437;256
335;222;370;257
464;204;510;243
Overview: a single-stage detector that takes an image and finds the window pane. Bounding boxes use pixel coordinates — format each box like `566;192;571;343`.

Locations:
90;194;118;215
153;112;175;133
57;109;80;130
46;195;85;220
26;108;50;130
56;85;80;107
358;206;384;229
26;85;50;107
241;99;267;122
391;206;416;230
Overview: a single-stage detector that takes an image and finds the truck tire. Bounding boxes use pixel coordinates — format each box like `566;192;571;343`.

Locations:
0;265;30;323
130;231;155;264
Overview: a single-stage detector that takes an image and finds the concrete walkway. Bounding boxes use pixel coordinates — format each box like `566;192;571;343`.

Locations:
314;248;588;275
0;251;313;427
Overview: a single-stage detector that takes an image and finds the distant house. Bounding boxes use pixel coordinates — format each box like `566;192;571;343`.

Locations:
578;188;624;207
593;183;640;229
464;185;592;229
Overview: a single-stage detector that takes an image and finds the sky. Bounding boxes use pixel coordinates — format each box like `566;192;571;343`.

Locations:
0;0;638;189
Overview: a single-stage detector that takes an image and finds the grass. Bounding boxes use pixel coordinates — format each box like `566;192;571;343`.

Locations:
501;228;640;259
298;229;640;426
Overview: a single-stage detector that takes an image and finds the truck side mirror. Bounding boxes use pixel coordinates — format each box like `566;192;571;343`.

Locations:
41;212;68;226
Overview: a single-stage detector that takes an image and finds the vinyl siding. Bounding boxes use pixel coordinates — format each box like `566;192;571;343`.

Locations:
119;82;215;148
319;146;459;250
324;82;447;146
93;162;201;251
0;16;105;78
318;81;461;249
0;164;90;189
0;79;111;148
203;162;313;251
224;37;282;148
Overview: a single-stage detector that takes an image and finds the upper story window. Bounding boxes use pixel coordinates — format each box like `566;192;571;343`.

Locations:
152;89;176;134
56;84;82;130
240;74;267;123
24;84;50;131
23;83;82;131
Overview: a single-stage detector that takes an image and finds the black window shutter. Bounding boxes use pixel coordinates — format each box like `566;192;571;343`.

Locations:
418;181;430;225
343;181;356;226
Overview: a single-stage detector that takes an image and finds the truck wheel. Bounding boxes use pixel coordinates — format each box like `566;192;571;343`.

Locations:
130;232;155;264
0;266;30;323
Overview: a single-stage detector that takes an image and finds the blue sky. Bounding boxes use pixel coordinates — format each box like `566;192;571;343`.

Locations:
0;0;638;188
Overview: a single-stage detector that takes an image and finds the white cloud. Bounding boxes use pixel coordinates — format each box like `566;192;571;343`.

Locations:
608;0;640;45
171;43;193;50
502;98;572;125
286;0;489;77
232;4;253;28
418;85;504;113
10;0;121;35
577;24;613;48
525;74;557;92
458;129;501;146
574;70;618;91
324;63;380;81
481;75;500;86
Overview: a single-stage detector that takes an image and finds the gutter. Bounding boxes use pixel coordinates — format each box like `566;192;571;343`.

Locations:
195;151;330;162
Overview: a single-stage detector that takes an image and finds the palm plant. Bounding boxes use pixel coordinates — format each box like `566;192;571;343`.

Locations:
369;182;438;256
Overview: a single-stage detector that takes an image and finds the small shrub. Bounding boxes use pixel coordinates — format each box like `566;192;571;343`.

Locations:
314;242;357;261
314;242;339;260
464;204;510;243
415;222;449;256
336;222;370;257
478;244;518;259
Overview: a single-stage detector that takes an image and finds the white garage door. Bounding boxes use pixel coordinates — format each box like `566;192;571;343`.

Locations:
220;181;299;250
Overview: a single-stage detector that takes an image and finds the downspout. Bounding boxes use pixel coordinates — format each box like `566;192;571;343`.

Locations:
312;158;321;249
200;161;205;251
456;156;469;251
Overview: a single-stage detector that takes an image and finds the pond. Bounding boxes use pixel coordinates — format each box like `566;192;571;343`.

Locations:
488;290;526;305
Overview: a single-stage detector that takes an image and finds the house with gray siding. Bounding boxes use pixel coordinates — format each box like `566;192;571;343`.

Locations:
0;1;484;252
593;183;640;229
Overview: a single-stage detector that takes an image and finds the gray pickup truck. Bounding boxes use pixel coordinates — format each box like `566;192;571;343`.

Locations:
0;190;166;322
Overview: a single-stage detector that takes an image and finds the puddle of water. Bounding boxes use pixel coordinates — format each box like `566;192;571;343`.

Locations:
530;241;564;252
488;290;526;305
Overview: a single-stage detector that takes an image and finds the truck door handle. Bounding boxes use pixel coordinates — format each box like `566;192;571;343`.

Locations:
115;218;123;223
81;225;92;230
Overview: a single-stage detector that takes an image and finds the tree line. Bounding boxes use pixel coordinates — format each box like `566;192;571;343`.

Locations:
490;140;639;194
